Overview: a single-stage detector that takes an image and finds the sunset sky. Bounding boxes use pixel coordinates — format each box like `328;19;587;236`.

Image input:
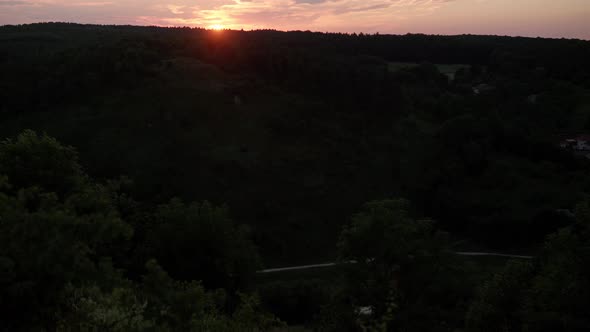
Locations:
0;0;588;39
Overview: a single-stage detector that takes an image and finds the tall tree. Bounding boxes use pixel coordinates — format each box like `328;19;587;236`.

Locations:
142;199;261;290
0;131;132;330
328;199;463;332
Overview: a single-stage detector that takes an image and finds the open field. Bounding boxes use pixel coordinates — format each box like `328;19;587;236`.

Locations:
388;62;470;79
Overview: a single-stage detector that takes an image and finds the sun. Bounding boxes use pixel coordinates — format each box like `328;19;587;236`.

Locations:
209;24;225;31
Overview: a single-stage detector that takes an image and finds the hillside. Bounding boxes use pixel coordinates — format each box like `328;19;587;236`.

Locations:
2;23;590;330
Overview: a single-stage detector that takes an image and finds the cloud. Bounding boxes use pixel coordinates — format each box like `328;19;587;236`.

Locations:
294;0;328;4
0;0;27;5
0;0;455;30
139;0;456;31
0;0;588;39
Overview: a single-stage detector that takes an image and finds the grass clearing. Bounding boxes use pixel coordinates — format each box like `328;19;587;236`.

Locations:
388;62;469;79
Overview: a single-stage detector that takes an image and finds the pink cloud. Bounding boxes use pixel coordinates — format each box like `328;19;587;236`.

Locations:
0;0;588;38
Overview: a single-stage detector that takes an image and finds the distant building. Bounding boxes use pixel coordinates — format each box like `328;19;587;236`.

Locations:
559;135;590;151
559;134;590;159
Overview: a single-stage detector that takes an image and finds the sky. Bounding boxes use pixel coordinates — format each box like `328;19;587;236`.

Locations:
0;0;589;39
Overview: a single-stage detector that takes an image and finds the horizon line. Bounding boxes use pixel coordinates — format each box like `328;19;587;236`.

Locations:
1;21;588;41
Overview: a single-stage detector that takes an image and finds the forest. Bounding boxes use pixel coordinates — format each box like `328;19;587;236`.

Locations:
1;23;590;331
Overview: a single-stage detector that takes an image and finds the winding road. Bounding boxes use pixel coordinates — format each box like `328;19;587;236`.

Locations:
257;252;533;274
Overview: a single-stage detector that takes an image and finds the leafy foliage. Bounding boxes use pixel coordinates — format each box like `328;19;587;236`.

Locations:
327;199;466;331
1;23;590;330
142;199;260;289
0;131;132;330
0;131;276;331
467;198;590;332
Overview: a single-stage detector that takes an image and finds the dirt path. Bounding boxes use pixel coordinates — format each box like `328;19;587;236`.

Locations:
257;252;533;273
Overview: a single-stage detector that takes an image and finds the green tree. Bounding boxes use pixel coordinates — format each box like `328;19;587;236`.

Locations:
0;131;277;331
57;284;151;332
58;260;284;332
143;199;261;290
466;260;534;332
467;198;590;332
0;130;85;195
141;259;282;331
524;201;590;331
330;199;462;332
0;131;132;330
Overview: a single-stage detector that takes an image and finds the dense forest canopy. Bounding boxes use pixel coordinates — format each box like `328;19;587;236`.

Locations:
1;23;590;331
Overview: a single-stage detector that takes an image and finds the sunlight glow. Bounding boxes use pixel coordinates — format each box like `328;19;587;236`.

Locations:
0;0;588;39
209;24;225;31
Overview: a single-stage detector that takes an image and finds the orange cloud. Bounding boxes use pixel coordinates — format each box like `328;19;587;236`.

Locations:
139;0;455;31
0;0;589;39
